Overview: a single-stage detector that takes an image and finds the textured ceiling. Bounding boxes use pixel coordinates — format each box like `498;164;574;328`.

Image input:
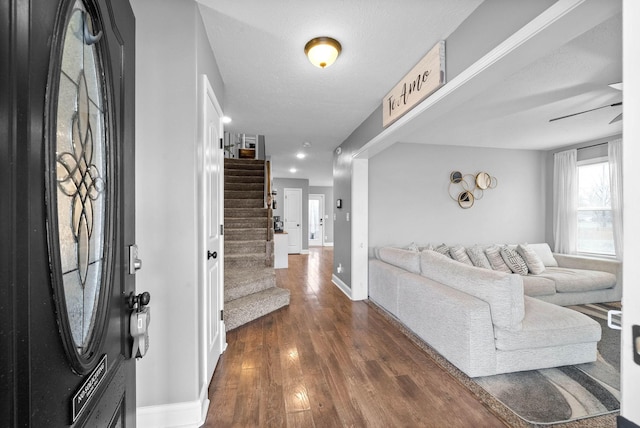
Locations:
198;0;622;185
197;0;484;185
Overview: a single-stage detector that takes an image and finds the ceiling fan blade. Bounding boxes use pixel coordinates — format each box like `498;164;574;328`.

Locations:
609;113;622;124
549;101;623;122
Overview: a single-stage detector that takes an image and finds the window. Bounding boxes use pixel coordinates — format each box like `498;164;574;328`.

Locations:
577;158;614;255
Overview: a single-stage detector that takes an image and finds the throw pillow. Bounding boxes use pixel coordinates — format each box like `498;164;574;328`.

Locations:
500;246;529;275
516;243;546;275
434;244;452;258
485;245;512;273
420;243;435;251
527;243;558;267
449;245;473;265
467;245;492;269
405;242;420;252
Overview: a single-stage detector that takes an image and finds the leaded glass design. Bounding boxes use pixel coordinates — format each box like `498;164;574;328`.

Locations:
55;0;107;354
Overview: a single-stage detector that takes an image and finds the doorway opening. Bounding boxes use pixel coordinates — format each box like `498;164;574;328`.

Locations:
309;194;325;246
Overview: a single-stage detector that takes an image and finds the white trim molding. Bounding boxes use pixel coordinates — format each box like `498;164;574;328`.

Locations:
136;385;209;428
331;274;351;298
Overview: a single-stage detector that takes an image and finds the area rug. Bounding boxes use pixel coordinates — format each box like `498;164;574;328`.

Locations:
368;301;621;427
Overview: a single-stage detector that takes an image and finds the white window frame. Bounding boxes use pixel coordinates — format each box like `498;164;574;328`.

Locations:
576;156;615;257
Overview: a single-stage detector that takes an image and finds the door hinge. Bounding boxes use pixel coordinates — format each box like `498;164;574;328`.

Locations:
220;310;224;321
220;224;224;235
219;137;223;149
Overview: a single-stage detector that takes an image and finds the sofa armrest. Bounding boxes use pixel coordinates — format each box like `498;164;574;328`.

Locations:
553;254;622;293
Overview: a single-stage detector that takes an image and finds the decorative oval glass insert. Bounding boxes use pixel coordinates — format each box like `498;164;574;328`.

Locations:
55;0;107;355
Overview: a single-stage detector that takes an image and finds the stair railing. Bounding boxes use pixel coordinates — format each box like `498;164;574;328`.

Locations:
265;160;273;242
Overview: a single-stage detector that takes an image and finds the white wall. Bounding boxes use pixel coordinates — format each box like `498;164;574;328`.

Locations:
369;143;546;249
131;0;224;421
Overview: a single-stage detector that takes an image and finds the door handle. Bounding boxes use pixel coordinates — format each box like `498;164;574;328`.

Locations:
208;250;217;260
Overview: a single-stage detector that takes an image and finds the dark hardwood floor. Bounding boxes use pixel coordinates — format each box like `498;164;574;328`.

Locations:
204;247;507;427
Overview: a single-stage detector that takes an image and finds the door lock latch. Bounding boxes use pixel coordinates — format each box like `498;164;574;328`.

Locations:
129;245;142;275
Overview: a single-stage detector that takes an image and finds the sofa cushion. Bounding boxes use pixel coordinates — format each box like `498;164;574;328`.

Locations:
500;247;529;275
450;245;473;265
377;247;421;274
467;245;492;269
485;245;511;273
516;243;546;275
419;250;525;330
528;243;558;267
538;267;616;293
494;297;601;351
521;275;556;297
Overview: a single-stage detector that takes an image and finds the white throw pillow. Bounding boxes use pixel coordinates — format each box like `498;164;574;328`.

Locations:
516;243;546;275
527;243;558;267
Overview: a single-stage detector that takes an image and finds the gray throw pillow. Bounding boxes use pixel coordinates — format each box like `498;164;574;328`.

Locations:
434;244;452;258
449;245;473;265
516;243;546;275
467;245;492;269
485;245;512;273
500;246;529;275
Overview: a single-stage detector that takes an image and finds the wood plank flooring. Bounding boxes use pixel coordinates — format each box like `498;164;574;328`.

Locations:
204;247;507;427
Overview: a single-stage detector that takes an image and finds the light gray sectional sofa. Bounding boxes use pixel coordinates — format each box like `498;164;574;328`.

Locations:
368;245;621;377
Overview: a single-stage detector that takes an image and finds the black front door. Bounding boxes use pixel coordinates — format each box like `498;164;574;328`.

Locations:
1;0;136;426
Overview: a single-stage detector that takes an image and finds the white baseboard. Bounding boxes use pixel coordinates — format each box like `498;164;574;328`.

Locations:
300;249;310;255
332;274;352;299
137;385;209;428
323;242;334;247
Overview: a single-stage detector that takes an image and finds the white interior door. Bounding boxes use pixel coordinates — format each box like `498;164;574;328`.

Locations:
200;75;224;385
309;194;324;246
284;188;302;254
621;3;640;424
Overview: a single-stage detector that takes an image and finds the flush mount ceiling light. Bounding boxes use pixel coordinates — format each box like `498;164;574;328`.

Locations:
296;153;306;159
304;37;342;68
222;116;232;124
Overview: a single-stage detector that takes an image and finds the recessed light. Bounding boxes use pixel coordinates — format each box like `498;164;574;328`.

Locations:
296;153;306;159
289;168;297;173
303;142;311;148
222;116;232;124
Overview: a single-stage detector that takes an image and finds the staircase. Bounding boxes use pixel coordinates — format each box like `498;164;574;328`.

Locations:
224;158;290;331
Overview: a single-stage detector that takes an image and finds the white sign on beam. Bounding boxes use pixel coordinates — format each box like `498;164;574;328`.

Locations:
382;41;446;128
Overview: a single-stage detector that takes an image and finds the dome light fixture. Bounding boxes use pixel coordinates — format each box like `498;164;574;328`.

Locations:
304;37;342;69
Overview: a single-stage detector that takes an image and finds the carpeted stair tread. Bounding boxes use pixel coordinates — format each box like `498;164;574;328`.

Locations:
225;190;263;200
224;287;290;331
224;268;276;301
225;199;264;208
224;158;265;169
225;252;270;268
225;217;268;228
225;207;268;217
225;176;264;184
225;240;267;254
224;169;264;177
225;228;268;241
225;182;264;191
